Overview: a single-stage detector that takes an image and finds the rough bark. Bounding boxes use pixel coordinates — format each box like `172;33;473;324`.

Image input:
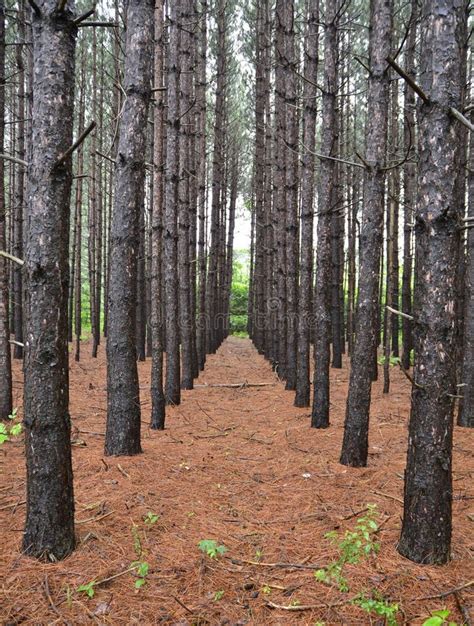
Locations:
164;0;181;405
23;0;77;560
401;0;417;370
196;0;207;372
0;0;12;421
295;0;318;408
178;0;193;389
312;0;338;428
273;0;288;380
340;0;392;465
13;4;25;359
105;0;154;455
397;0;466;564
284;0;298;391
150;0;166;429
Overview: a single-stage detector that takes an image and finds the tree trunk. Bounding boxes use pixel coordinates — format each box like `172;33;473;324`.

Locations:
312;0;338;428
23;0;77;560
105;0;154;455
178;0;194;389
196;0;207;371
295;0;318;408
163;0;181;405
397;0;466;564
0;0;11;421
13;4;25;359
401;0;417;370
340;0;392;465
150;0;166;429
458;56;474;428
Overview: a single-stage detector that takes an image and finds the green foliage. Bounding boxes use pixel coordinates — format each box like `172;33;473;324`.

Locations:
213;590;225;601
198;539;228;559
377;355;401;366
353;593;399;626
422;609;458;626
143;512;159;526
132;560;150;589
230;251;249;336
314;505;380;592
261;585;272;595
77;580;97;599
0;408;22;445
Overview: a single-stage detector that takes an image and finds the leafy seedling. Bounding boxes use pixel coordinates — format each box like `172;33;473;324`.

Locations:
422;609;458;626
0;408;22;444
198;539;227;559
144;512;159;526
132;560;150;590
213;590;225;601
314;504;380;592
353;593;399;626
77;580;97;599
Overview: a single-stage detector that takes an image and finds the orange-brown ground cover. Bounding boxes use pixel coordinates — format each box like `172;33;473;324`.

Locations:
1;337;473;625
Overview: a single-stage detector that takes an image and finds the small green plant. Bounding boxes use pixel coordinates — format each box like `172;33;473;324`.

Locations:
314;504;380;592
290;599;301;607
213;590;225;601
0;408;22;444
143;512;159;526
77;580;97;599
132;560;150;589
261;585;272;595
254;549;263;561
198;539;228;559
378;355;401;366
422;609;458;626
353;593;399;626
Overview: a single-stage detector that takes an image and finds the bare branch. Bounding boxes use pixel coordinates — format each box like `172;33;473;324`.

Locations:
26;0;41;17
386;56;430;104
0;152;28;167
73;8;95;25
0;250;24;266
54;121;96;168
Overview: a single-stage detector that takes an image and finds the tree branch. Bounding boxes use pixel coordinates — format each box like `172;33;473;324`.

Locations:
54;121;96;168
0;250;24;266
73;8;95;25
26;0;41;17
0;153;28;167
386;56;430;104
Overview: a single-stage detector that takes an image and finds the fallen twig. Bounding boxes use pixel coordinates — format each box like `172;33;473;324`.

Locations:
266;596;357;611
230;557;320;570
44;575;72;626
372;490;403;504
0;499;26;511
454;591;472;626
194;381;275;389
173;595;194;614
76;510;114;525
410;580;473;602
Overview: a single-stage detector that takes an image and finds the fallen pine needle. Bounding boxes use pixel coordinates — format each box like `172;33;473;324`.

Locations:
266;596;357;611
76;510;114;525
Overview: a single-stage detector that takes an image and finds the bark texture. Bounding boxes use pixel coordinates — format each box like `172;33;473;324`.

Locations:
295;0;318;407
398;0;466;563
0;0;11;421
105;0;154;455
150;0;166;429
23;0;77;560
312;0;338;428
340;0;392;465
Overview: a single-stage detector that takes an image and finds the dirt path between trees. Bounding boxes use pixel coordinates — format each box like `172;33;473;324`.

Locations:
1;337;473;624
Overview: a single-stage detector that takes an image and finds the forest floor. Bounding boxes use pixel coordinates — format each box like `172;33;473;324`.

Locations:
1;337;473;625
